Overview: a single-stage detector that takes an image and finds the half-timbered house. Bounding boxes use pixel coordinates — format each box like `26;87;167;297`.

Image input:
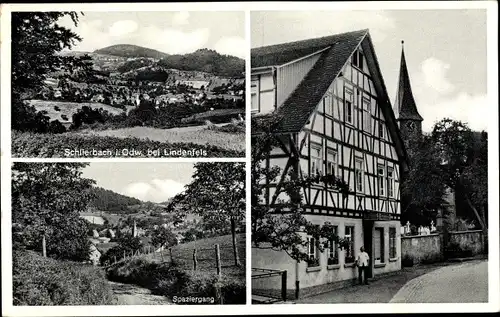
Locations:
251;29;409;297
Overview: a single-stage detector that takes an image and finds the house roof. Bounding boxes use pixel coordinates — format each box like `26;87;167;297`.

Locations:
251;29;368;68
252;29;368;133
393;43;424;121
251;29;409;169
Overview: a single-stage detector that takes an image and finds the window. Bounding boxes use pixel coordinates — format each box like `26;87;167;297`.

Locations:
389;228;397;259
328;226;339;265
251;79;259;112
387;167;394;197
363;98;371;133
374;228;384;264
345;226;355;263
378;121;384;139
352;50;364;69
307;236;319;267
324;95;333;116
355;158;364;193
377;164;385;196
344;89;353;124
311;144;322;177
327;149;337;176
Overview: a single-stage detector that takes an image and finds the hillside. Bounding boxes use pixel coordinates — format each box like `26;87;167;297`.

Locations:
94;44;169;59
89;186;144;212
158;48;244;77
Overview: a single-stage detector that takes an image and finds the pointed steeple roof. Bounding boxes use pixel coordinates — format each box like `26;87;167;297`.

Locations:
394;41;423;121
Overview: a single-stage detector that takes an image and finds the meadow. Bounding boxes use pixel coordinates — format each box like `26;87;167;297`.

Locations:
11;130;244;158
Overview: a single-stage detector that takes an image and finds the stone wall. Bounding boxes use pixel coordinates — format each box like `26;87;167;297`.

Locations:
401;233;443;265
448;230;485;255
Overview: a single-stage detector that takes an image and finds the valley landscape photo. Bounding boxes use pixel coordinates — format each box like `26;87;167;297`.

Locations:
11;11;246;158
12;162;246;305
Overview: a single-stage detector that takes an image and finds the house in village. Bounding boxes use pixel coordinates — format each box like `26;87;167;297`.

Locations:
251;29;409;297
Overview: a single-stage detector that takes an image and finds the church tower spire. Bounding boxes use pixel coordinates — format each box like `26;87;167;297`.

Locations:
394;41;423;143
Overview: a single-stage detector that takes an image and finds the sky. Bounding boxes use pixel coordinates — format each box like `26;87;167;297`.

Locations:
81;162;194;203
58;11;245;58
251;10;488;132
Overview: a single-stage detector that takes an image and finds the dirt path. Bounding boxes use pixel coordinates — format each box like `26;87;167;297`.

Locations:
109;280;172;305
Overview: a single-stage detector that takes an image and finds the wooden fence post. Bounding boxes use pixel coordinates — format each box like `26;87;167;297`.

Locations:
114;256;117;265
161;250;165;262
215;244;221;276
42;235;47;258
193;249;197;271
169;248;173;263
281;271;287;302
123;250;126;260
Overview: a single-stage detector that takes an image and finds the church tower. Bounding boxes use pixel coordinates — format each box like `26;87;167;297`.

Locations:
393;41;424;148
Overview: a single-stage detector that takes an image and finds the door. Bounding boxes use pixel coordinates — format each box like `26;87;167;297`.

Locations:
363;220;374;278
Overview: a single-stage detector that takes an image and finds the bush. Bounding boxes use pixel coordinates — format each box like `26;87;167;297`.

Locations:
13;250;114;306
48;120;67;133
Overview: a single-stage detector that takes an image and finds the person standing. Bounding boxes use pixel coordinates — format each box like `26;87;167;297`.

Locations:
356;246;370;285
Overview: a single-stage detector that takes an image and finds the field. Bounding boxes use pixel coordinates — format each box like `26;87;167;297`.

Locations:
141;233;246;280
12;130;244;158
77;124;245;153
28;99;130;124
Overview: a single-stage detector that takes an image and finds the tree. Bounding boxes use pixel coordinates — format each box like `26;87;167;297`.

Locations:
12;163;95;261
400;132;447;225
169;162;245;266
11;12;94;132
431;119;488;232
151;226;178;250
251;115;350;263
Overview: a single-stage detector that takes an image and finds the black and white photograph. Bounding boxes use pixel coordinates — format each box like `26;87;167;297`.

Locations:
250;9;490;304
11;11;246;158
11;162;246;305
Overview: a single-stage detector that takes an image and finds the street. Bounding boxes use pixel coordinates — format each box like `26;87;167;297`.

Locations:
296;260;488;304
389;260;488;303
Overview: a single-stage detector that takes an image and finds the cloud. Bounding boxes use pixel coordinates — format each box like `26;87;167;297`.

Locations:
419;93;488;132
420;57;455;94
214;36;246;58
124;179;186;203
109;20;139;37
172;11;190;26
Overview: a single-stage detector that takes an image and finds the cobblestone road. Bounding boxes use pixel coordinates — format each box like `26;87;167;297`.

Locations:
389;260;488;303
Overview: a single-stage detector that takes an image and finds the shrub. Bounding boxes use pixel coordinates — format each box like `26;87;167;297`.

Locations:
13;250;114;306
54;106;61;111
208;121;245;134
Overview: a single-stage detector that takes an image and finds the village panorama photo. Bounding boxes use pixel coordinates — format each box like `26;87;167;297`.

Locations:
250;9;489;304
11;11;246;158
11;162;246;305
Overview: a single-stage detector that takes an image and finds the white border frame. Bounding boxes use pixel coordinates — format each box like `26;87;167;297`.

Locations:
2;1;499;315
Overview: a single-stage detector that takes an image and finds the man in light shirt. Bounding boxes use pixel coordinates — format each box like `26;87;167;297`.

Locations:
356;246;370;285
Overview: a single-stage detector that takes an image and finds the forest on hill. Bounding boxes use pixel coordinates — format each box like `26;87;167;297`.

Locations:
88;187;143;212
94;44;169;59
